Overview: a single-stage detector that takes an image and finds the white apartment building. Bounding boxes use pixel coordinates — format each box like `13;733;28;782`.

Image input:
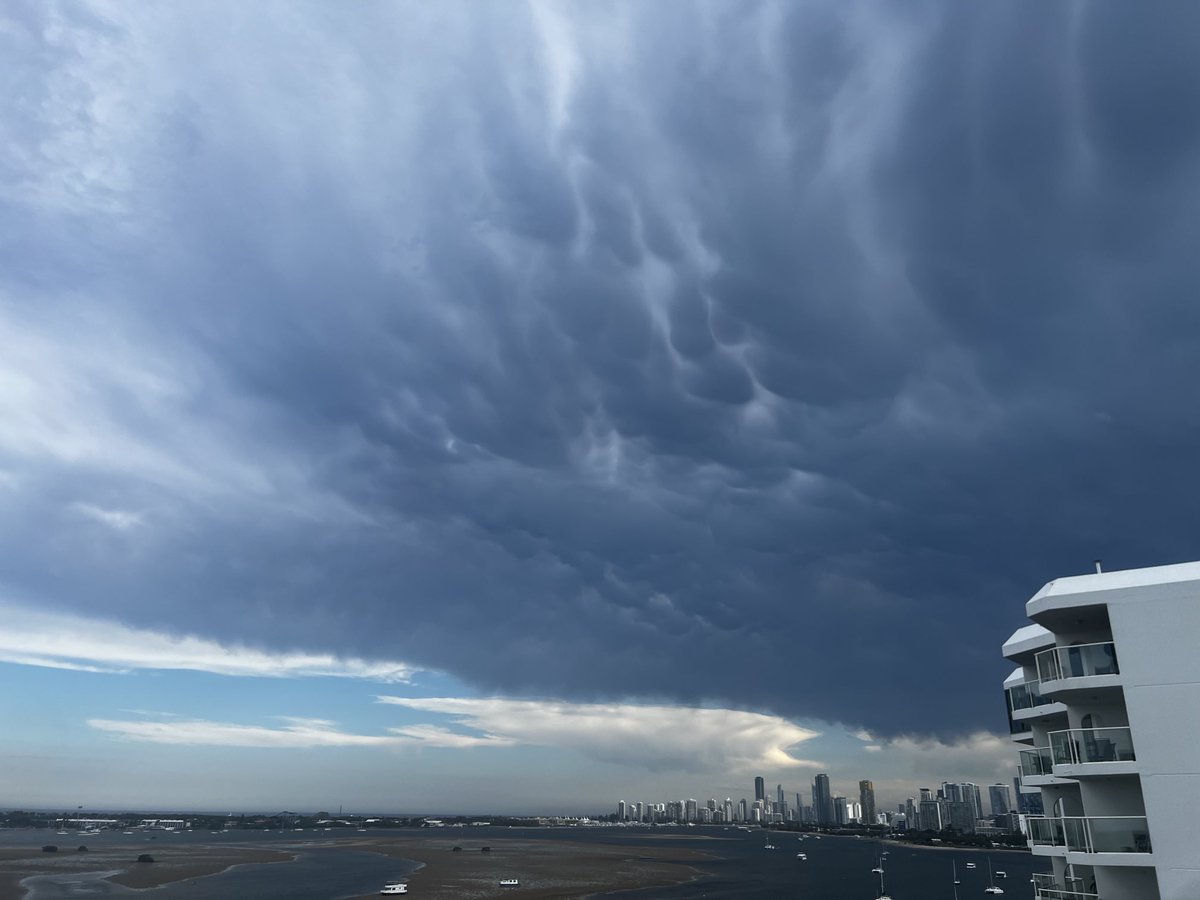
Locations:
1002;561;1200;900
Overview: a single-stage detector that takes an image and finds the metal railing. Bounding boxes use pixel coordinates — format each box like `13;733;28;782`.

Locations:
1019;746;1054;778
1049;727;1136;766
1035;642;1119;683
1032;872;1100;898
1028;815;1152;854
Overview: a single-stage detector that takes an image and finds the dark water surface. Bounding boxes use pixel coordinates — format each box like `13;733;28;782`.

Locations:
3;826;1047;898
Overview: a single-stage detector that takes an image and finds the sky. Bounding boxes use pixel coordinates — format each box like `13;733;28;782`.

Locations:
2;0;1199;815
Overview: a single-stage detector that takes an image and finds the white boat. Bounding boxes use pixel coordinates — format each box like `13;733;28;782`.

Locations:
796;852;807;860
871;854;885;874
379;883;408;895
764;843;776;850
499;878;519;886
965;862;976;868
984;858;1005;894
952;860;960;884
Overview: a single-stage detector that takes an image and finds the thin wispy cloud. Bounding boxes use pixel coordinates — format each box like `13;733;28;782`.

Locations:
0;602;416;682
88;716;413;749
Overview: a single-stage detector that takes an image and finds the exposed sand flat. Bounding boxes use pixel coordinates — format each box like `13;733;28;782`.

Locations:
0;834;708;900
0;844;293;900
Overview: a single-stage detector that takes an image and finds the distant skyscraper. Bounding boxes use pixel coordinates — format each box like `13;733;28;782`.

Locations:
961;782;983;820
918;798;943;831
919;787;933;801
988;783;1011;817
946;800;975;833
754;776;765;804
617;800;626;820
813;773;833;825
858;780;876;826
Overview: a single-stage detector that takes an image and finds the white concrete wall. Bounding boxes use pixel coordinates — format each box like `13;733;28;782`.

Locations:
1110;595;1200;899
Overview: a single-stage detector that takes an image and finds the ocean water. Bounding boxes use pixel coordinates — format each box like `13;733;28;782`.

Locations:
2;825;1047;899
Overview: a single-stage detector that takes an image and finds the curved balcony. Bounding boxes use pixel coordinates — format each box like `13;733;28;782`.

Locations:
1028;815;1152;855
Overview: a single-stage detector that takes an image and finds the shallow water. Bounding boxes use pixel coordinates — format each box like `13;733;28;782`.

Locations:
3;825;1046;899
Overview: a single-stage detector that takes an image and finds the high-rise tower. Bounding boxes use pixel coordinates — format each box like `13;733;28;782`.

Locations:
858;779;876;827
813;773;833;825
754;776;765;804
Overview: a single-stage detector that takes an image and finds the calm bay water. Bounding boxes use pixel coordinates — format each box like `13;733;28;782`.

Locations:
2;825;1048;899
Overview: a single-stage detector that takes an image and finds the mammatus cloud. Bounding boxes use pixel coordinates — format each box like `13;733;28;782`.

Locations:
5;1;1200;742
0;602;416;682
377;696;822;773
89;697;821;773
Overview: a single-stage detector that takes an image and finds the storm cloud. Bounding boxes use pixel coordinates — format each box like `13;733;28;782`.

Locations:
4;1;1200;737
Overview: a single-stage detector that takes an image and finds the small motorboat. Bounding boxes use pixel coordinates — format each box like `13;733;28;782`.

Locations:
499;878;519;886
379;882;408;895
796;852;807;859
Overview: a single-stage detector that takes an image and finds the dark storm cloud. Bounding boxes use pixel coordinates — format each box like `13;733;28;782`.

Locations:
3;1;1200;736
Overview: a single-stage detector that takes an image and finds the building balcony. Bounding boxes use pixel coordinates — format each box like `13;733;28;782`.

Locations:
1018;746;1072;786
1048;727;1136;775
1006;680;1067;726
1028;815;1152;855
1032;873;1099;900
1035;642;1119;685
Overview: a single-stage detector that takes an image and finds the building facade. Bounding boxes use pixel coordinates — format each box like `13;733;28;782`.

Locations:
1003;561;1200;900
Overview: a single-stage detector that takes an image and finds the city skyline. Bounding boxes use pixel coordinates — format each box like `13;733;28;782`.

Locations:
4;1;1199;813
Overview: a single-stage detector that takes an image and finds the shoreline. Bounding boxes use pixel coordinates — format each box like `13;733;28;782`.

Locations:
880;838;1031;854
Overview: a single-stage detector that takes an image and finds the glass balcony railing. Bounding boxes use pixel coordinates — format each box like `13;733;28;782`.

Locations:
1049;727;1136;766
1019;746;1054;778
1007;679;1055;712
1035;642;1119;683
1028;816;1152;854
1032;872;1100;899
